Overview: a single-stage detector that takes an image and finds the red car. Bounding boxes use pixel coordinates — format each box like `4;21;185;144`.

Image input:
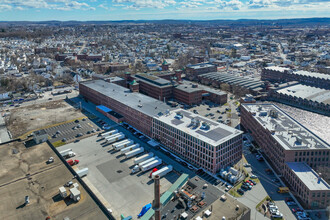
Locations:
292;208;303;213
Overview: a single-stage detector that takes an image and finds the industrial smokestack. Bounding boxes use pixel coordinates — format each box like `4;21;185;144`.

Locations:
153;175;161;220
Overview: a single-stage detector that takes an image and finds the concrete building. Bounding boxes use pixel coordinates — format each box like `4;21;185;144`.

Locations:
33;129;48;144
269;82;330;116
262;67;330;89
240;104;330;209
79;80;175;136
152;109;243;174
186;63;217;81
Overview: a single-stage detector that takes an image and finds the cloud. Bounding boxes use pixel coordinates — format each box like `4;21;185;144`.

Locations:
0;0;95;11
179;1;203;8
113;0;176;9
214;0;243;10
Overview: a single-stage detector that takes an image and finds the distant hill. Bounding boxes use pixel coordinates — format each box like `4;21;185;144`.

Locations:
0;17;329;27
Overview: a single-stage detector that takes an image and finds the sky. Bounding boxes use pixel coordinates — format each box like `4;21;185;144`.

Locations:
0;0;329;21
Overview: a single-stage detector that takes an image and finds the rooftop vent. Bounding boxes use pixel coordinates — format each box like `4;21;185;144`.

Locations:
138;104;143;108
175;112;183;120
200;122;210;130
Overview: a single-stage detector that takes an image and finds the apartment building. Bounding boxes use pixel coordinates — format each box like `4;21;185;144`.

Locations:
79;80;174;136
152;109;243;174
240;103;330;209
262;67;330;89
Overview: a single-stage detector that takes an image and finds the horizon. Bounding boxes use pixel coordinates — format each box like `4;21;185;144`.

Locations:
0;0;330;21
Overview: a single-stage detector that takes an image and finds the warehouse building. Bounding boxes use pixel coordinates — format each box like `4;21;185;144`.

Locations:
240;103;330;209
186;63;217;80
268;82;330;116
79;80;175;136
152;109;243;174
262;67;330;89
198;72;264;95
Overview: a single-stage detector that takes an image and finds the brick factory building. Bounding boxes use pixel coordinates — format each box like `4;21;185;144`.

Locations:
240;103;330;209
186;63;217;81
79;80;240;174
79;80;174;136
131;73;227;106
134;73;174;101
152;109;243;174
262;66;330;89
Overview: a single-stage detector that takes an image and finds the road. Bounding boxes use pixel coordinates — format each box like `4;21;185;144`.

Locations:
242;139;298;220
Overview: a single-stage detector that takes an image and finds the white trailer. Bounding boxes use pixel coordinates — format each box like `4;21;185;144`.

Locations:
60;148;72;156
60;149;76;159
76;168;88;177
141;159;162;172
105;132;122;141
151;165;173;179
101;129;118;138
138;156;159;169
113;139;134;150
134;153;154;165
121;144;140;154
125;147;144;159
106;133;125;144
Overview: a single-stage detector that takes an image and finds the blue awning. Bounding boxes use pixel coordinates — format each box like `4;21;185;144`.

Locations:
96;105;112;113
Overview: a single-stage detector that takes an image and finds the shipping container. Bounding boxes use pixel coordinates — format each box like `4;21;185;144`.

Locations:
125;147;144;159
134;153;154;165
141;159;162;172
151;165;173;179
121;144;140;154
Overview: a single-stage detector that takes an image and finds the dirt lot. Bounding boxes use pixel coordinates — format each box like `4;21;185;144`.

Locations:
0;141;108;220
7;100;85;138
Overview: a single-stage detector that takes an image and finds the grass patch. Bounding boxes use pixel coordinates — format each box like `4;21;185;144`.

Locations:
256;195;273;210
224;103;229;106
52;140;66;148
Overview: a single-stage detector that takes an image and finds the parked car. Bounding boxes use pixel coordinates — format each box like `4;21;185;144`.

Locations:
292;208;303;213
287;201;297;206
237;189;244;195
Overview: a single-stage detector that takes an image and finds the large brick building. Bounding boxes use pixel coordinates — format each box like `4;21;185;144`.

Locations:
152;109;243;174
262;66;330;89
240;103;330;209
79;80;241;174
79;80;174;136
131;73;227;106
186;63;217;81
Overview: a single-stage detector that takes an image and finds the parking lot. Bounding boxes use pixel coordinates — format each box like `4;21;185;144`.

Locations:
238;137;299;220
58;135;180;219
45;117;101;143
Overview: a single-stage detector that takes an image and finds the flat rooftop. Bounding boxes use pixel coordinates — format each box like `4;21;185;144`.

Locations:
80;80;176;117
187;63;215;70
0;141;107;220
155;109;242;147
286;162;330;191
177;81;227;96
276;84;330;105
242;104;330;150
135;73;172;87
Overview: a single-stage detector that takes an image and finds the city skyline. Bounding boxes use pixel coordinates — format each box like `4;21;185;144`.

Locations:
0;0;330;21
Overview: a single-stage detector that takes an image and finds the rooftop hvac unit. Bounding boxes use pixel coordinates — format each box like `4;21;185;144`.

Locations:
175;112;183;120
